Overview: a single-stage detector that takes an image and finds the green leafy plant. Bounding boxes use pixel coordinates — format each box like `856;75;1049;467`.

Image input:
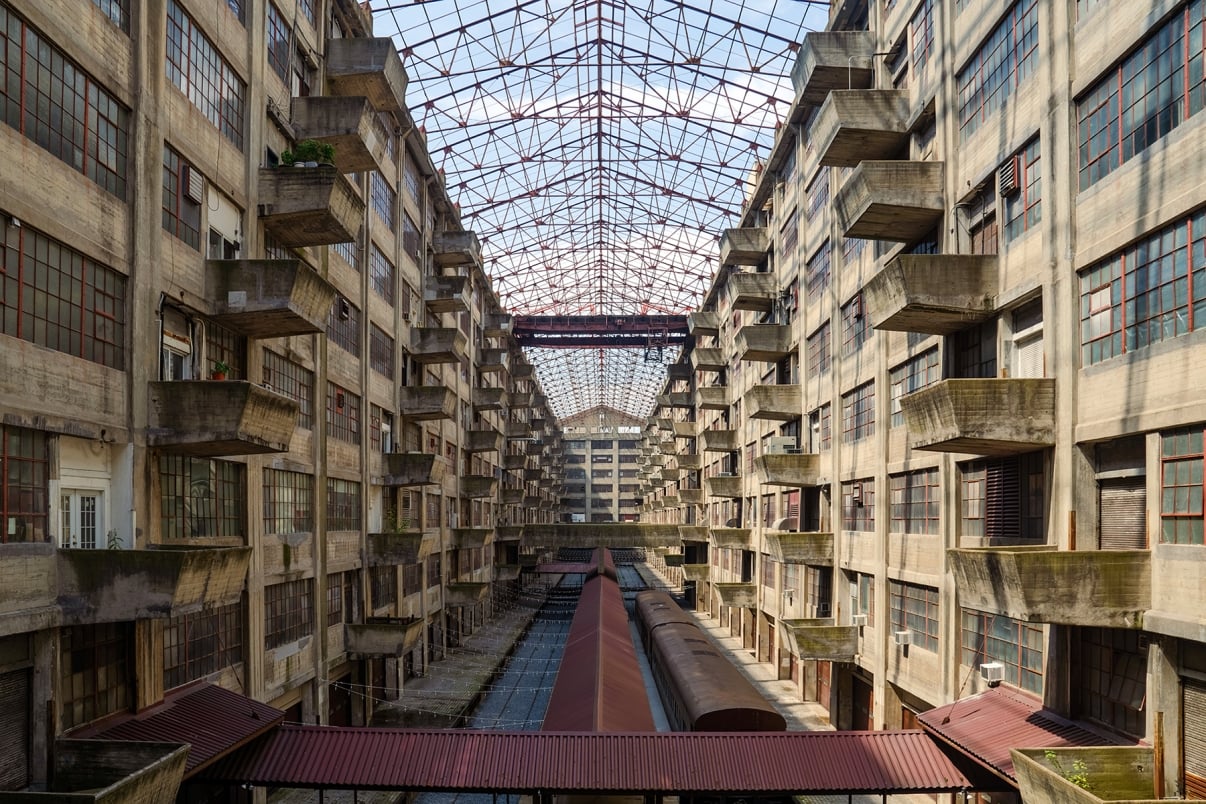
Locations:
1045;750;1092;792
281;139;335;166
383;501;410;533
106;529;122;550
211;360;231;379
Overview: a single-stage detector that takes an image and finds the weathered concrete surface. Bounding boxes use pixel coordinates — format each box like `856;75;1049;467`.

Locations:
431;230;482;268
737;324;793;362
792;31;874;103
745;384;802;421
257;166;364;247
206;259;337;338
766;531;833;565
832;160;945;243
380;452;447;486
813;89;911;167
326;37;409;115
424;274;470;314
718;228;769;266
399;386;455;421
755;453;821;487
863;254;998;335
367;531;436;565
410;327;468;364
901;378;1056;456
147;381;299;456
345;619;424;657
290;96;389;173
779;619;858;661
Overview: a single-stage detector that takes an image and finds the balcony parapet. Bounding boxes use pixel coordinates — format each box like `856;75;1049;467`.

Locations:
326;37;408;115
147;381;298;456
461;476;498;499
865;254;998;335
719;228;769;267
367;530;437;565
678;526;711;543
728;271;777;313
446;583;490;607
778;618;858;660
746;384;802;421
667;362;693;381
411;327;467;364
901;378;1056;456
691;347;727;373
683;563;710;582
472;387;507;412
380;452;446;486
679;488;704;504
737;324;792;362
833;160;945;243
451;528;494;550
765;531;833;565
432;231;482;268
291;96;390;173
754;452;821;487
696;386;729;410
813;90;911;167
710;527;752;549
792;31;874;105
484;313;513;338
466;427;504;453
479;348;510;374
715;582;757;608
676;452;702;470
700;429;739;453
206;259;337;338
496;526;524;542
424;275;471;314
257;166;363;247
688;311;721;338
400;386;456;421
345;618;425;657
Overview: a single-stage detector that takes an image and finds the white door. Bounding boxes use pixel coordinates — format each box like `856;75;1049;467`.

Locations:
60;490;103;549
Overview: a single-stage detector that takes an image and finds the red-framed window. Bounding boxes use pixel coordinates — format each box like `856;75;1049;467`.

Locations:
961;609;1043;693
163;599;244;690
841;478;875;531
957;0;1039;140
165;0;245;148
889;348;940;427
266;3;289;81
805;169;829;220
1003;138;1042;241
162;146;201;249
158;456;245;540
326;383;361;445
0;425;48;543
806;320;831;375
264;579;313;649
263;469;313;535
263;349;314;429
1161;427;1206;544
909;0;935;75
890;580;939;652
93;0;130;31
841;381;875;443
889;467;940;534
370;171;396;229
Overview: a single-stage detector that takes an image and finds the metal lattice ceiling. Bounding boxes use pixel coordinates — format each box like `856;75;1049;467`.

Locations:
376;0;828;419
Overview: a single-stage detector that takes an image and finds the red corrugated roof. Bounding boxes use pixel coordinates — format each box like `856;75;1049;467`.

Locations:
918;686;1135;783
201;727;973;794
84;683;284;776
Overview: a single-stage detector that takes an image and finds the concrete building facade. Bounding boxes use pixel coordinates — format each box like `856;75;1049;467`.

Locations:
560;406;644;523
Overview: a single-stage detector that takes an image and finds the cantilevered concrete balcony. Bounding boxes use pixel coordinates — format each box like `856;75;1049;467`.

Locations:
701;429;739;452
677;453;702;471
326;37;408;115
660;467;684;482
792;31;874;105
205;259;337;338
683;564;710;582
291;96;390;173
659;392;694;408
506;421;533;440
656;417;674;433
495;564;521;582
451;528;493;550
512;363;535;380
461;476;498;499
345;619;424;657
466;427;503;453
472;387;507;412
446;583;490;607
679;525;710;543
680;488;705;504
737;324;792;362
728;272;777;312
508;391;532;409
148;381;298;456
411;327;467;364
647;453;668;467
765;531;833;565
257;166;364;247
711;527;752;549
523;468;544;481
688;311;721;338
40;741;188;803
484;313;513;338
57;547;250;622
900;378;1056;456
745;384;802;421
496;526;524;542
813;90;911;167
432;231;482;268
692;347;727;373
667;363;693;381
719;228;770;267
424;275;470;314
715;582;757;608
381;452;446;486
696;386;729;411
865;254;998;335
501;488;524;505
948;546;1151;628
755;452;821;488
478;348;509;374
833;161;945;243
778;619;858;661
504;454;528;471
672;421;697;439
368;529;437;564
400;386;455;421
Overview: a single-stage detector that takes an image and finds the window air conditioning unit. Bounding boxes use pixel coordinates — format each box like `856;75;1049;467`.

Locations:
817;602;831;618
767;436;797;454
980;661;1005;686
851;294;864;320
894;630;913;646
851;613;868;627
850;482;863;505
998;154;1022;196
183;164;206;204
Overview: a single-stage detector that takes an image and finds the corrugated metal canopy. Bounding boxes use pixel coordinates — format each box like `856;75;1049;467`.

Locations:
201;727;974;794
918;686;1135;784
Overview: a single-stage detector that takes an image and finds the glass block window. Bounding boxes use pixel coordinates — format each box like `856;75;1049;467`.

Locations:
264;578;313;649
263;469;313;534
165;0;245;148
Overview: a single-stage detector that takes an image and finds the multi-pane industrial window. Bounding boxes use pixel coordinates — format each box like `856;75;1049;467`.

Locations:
369;405;393;453
809;404;831;452
426;553;442;588
206;322;245;379
370;172;395;228
1078;1;1206;189
841;294;870;356
263;349;314;429
841;479;874;531
369;565;397;609
326;382;361;444
909;0;935;75
332;238;361;271
165;0;245;148
0;4;130;195
1079;209;1206;365
961;609;1043;693
960;452;1045;540
805;242;831;305
60;623;131;728
0;425;48;543
805;170;829;219
93;0;129;31
369;245;396;305
403;158;421;201
0;217;127;369
162;146;201;249
266;4;289;82
263;469;313;535
163;599;244;690
889;348;939;427
369;324;395;378
781;213;798;259
806;321;831;375
402;214;421;260
1003;138;1041;241
889;467;940;534
1074;627;1146;737
264;579;313;649
850;571;874;625
1160;427;1206;544
760;555;777;589
328;570;360;626
954;321;997;378
841;381;875;443
843;236;865;265
327;296;361;356
890;581;939;652
326;477;361;531
159;456;245;540
956;0;1038;140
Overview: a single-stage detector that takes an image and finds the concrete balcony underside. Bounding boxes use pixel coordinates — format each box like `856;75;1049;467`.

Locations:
466;428;504;453
381;452;446;486
701;429;739;452
424;275;471;314
500;488;524;504
478;348;509;374
710;527;752;549
676;452;702;470
901;378;1056;456
445;583;490;607
205;259;337;338
715;582;757;608
705;474;743;498
506;422;533;439
778;619;858;660
948;546;1151;628
755;453;821;487
411;327;468;364
737;324;792;363
813;90;911;167
291;96;389;173
345;619;425;657
834;161;945;243
495;564;521;582
432;231;482;268
719;228;769;266
667;363;693;381
865;254;998;335
147;381;298;456
400;386;456;421
679;488;705;504
472;387;507;412
688;311;721;338
484;313;512;339
451;528;494;550
728;272;777;312
765;531;833;565
696;386;728;410
367;530;437;565
678;526;710;543
683;563;710;582
792;31;874;106
257;166;364;247
692;347;727;373
326;37;408;115
57;546;251;623
461;476;498;499
745;384;801;421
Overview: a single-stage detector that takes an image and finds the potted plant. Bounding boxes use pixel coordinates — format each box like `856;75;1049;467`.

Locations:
211;360;230;380
281;139;335;167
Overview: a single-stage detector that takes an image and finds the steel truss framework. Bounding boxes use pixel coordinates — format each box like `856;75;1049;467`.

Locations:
376;0;828;418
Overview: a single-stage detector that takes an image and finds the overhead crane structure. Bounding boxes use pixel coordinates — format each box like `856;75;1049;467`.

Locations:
512;315;689;349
